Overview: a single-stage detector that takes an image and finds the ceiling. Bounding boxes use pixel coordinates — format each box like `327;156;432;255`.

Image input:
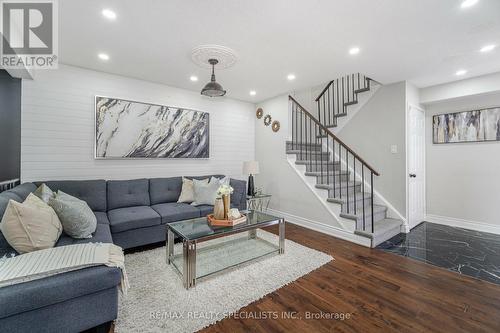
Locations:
59;0;500;102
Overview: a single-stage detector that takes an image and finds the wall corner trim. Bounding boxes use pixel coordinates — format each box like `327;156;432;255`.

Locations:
425;214;500;235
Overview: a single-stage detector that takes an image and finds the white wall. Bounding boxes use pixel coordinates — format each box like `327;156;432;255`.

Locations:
255;95;343;228
21;65;255;181
425;92;500;231
420;72;500;104
338;82;407;217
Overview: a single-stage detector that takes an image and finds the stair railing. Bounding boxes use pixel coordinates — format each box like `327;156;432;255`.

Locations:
315;73;371;129
289;95;379;233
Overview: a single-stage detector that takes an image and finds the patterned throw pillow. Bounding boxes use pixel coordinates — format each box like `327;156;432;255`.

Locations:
0;194;62;254
48;191;97;239
191;178;220;206
177;177;209;203
33;183;55;203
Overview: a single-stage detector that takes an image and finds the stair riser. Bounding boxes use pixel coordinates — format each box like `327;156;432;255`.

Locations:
286;143;322;151
305;164;342;172
316;173;351;183
355;209;387;230
327;184;362;197
293;153;331;161
340;197;373;212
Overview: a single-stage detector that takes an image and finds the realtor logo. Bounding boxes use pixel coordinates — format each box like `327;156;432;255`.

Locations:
0;0;58;69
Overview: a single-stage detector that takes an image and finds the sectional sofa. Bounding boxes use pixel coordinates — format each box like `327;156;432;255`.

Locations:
0;175;246;333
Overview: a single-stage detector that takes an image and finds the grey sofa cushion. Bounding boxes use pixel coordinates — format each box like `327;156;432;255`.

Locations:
6;183;36;201
107;179;150;210
56;223;112;247
107;206;161;233
0;265;121;319
151;203;201;224
94;211;110;225
196;205;214;217
149;177;182;205
35;180;107;212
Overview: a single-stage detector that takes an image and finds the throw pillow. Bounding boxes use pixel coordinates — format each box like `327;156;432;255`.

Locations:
210;176;230;186
191;178;220;206
48;191;97;239
33;183;55;203
177;177;209;203
0;194;62;254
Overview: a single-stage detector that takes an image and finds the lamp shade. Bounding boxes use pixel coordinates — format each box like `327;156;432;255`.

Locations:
243;161;259;175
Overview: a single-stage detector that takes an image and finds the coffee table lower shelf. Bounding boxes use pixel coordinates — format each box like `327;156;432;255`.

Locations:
166;212;285;289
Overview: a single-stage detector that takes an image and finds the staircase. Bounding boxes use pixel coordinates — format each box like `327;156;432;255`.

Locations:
286;74;403;247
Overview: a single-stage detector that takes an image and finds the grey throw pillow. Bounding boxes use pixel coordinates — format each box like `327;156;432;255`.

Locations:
191;179;220;206
33;183;55;203
48;191;97;239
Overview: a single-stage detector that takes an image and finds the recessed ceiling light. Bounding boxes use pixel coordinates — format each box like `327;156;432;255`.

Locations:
461;0;478;9
98;53;110;61
249;90;257;96
456;69;467;76
480;44;496;53
190;75;198;82
287;74;296;81
349;47;360;55
102;9;117;20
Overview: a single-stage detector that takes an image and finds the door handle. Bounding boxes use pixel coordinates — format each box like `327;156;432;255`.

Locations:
409;174;416;178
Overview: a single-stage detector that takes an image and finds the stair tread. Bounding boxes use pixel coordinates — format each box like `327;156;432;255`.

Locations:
287;150;328;155
305;171;349;176
355;218;403;238
286;141;322;147
354;87;370;93
344;100;358;106
333;113;348;118
327;192;371;202
316;181;361;189
295;159;339;163
340;204;387;219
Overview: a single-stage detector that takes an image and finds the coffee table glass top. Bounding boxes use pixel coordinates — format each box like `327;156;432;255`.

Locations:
168;210;279;240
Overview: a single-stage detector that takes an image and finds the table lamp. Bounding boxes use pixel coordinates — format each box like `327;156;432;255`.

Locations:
243;161;259;196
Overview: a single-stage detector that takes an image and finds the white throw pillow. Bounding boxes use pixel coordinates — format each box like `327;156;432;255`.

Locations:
178;177;208;203
0;194;62;254
210;176;230;186
191;178;220;206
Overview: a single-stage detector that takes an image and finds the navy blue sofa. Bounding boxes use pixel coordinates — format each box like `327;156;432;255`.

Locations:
0;175;246;333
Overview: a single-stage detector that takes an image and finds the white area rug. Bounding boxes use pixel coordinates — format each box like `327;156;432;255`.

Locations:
115;230;333;333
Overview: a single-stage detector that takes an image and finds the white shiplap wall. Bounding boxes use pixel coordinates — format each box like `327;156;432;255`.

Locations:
21;65;255;182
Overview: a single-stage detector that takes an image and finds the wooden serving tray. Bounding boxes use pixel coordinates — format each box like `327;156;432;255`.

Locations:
207;214;247;227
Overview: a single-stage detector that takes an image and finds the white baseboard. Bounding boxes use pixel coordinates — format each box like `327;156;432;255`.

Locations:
267;208;372;247
425;214;500;235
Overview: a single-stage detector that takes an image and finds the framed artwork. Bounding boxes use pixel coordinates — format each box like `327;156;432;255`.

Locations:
433;107;500;144
95;96;209;158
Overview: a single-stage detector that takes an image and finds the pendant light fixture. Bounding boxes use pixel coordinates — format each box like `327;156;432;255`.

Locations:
201;59;226;97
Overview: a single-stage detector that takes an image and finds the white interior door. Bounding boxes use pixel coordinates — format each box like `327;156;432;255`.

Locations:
408;105;425;228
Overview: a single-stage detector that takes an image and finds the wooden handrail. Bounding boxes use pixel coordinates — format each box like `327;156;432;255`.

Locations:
315;80;334;102
289;95;380;176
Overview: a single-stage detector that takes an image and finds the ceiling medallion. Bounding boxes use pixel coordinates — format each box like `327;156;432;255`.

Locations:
191;45;237;69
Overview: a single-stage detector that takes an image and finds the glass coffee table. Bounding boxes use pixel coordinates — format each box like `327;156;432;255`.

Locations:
166;211;285;289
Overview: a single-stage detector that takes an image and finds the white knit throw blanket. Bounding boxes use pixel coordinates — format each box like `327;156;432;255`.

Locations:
0;243;129;294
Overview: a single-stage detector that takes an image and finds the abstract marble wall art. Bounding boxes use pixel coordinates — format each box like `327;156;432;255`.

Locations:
95;96;209;158
433;107;500;144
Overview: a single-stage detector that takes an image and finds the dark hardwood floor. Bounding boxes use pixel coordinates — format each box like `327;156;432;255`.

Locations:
200;223;500;333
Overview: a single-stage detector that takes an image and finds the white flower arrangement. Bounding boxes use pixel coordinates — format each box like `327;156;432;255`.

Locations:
217;184;234;197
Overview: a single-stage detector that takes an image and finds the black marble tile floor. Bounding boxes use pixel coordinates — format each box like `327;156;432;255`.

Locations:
377;222;500;285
